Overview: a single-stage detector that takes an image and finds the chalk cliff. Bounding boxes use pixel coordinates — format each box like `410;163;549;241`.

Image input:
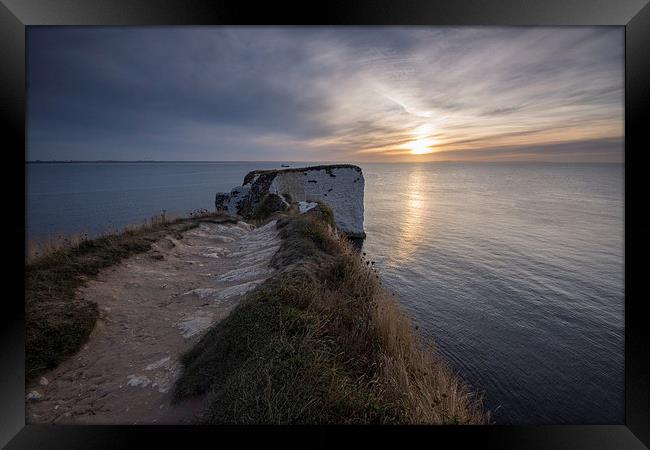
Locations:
215;164;365;238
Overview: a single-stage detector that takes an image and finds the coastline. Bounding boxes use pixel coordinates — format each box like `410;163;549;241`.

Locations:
171;206;488;424
25;204;488;424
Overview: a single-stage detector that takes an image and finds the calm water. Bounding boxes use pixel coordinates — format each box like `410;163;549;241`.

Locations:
26;161;624;424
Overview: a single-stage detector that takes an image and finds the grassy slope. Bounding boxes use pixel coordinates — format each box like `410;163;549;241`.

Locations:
25;213;237;382
172;207;489;424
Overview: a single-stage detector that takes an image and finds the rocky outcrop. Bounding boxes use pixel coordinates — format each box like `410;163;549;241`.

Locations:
215;164;365;238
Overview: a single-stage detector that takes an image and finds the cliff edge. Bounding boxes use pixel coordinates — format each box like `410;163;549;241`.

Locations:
215;164;365;239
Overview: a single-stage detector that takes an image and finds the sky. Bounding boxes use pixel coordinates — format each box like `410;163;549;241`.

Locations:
27;27;624;163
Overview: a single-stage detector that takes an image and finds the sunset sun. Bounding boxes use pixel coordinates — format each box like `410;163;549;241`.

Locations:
406;138;435;155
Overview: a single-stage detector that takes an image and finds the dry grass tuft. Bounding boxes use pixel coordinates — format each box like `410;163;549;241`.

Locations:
173;210;489;424
25;209;197;264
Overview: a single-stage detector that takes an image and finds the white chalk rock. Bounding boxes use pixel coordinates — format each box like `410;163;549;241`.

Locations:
126;374;152;388
225;185;251;215
215;165;365;238
298;201;318;213
26;391;42;401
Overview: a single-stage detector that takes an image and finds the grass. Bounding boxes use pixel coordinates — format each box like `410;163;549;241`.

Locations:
172;209;489;424
249;193;288;222
25;209;238;382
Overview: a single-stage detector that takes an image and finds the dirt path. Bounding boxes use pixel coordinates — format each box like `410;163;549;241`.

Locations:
26;219;280;424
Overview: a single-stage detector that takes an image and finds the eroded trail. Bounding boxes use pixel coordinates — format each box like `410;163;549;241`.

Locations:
26;219;280;424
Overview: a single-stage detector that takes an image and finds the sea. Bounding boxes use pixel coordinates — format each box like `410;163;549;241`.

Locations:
26;161;624;424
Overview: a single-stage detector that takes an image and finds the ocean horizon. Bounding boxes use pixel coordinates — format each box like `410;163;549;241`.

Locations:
26;160;623;164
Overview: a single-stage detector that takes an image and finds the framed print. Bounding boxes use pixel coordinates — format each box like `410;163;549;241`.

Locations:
2;0;649;448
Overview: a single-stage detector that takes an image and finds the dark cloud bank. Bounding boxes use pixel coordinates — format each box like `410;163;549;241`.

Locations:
27;27;624;162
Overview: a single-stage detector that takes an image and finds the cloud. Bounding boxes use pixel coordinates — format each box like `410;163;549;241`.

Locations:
27;27;623;162
422;137;623;163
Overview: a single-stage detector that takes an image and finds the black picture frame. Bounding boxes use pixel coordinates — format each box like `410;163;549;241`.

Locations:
2;0;648;448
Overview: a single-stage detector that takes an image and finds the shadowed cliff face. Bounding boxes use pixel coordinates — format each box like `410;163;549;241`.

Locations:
215;164;366;238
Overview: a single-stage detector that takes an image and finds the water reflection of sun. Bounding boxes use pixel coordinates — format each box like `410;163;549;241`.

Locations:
388;169;428;266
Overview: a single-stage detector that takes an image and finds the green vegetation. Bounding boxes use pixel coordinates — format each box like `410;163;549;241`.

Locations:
172;209;489;424
249;193;288;222
307;199;336;230
25;211;237;382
